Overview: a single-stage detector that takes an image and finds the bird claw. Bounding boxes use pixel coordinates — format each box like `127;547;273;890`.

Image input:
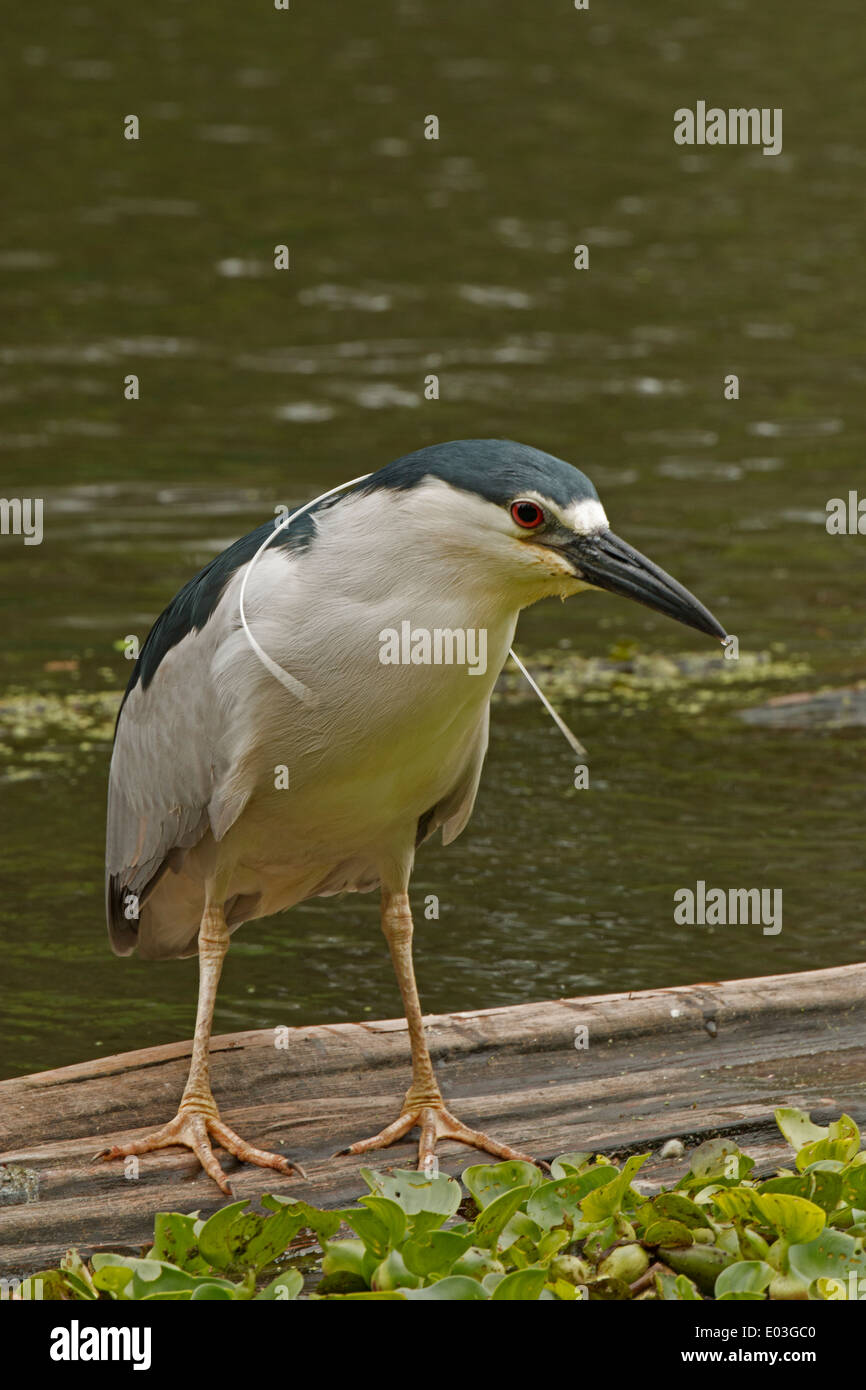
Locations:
337;1101;539;1170
97;1104;305;1194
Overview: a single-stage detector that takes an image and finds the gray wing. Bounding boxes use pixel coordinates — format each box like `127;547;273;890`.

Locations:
105;622;232;955
416;706;490;850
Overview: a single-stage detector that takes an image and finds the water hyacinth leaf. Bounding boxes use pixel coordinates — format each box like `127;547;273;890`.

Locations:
317;1290;406;1301
402;1276;489;1301
358;1196;407;1249
401;1230;472;1277
526;1166;618;1230
841;1165;866;1208
655;1270;702;1301
472;1184;534;1249
643;1219;694;1248
797;1116;861;1171
650;1192;708;1228
197;1202;264;1270
788;1229;866;1286
255;1268;304;1300
715;1260;775;1298
775;1107;829;1152
549;1153;594;1180
536;1228;571;1262
759;1170;843;1214
581;1154;650;1221
811;1276;852;1300
62;1271;99;1301
753;1194;825;1244
91;1264;135;1297
712;1187;761;1223
462;1161;542;1209
150;1212;210;1273
59;1250;99;1299
189;1282;235;1300
371;1249;422;1291
490;1267;547;1300
321;1238;369;1278
359;1168;462;1220
336;1206;394;1259
498;1209;543;1252
677;1138;754;1190
19;1270;72;1301
262;1195;342;1244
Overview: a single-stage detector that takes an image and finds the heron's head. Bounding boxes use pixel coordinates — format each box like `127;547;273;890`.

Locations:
354;439;726;640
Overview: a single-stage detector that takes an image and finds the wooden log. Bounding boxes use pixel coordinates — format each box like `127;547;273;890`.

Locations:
0;961;864;1276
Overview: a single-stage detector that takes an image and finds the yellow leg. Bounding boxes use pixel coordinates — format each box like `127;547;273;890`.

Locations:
339;889;537;1170
98;902;304;1194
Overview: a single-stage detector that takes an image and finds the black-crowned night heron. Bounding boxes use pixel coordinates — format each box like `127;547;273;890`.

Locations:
100;439;725;1192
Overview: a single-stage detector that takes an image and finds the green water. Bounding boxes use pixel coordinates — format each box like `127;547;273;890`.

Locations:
1;0;864;1081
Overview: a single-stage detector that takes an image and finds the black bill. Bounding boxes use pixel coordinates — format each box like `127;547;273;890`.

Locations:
565;530;726;640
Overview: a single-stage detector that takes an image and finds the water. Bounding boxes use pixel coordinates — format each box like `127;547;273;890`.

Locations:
1;0;864;1080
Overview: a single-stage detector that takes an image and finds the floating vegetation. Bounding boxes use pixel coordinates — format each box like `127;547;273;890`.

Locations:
0;690;121;777
496;642;811;720
18;1109;866;1301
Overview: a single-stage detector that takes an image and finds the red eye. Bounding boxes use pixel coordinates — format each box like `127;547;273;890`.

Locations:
511;500;545;529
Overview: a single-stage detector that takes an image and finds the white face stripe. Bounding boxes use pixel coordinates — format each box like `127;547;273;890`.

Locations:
564;496;609;535
512;489;609;536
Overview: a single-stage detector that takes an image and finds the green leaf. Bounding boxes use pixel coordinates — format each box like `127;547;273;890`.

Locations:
461;1161;542;1209
655;1270;702;1301
401;1230;471;1278
402;1276;489;1301
321;1239;369;1279
358;1196;407;1249
759;1170;843;1215
490;1267;547;1300
677;1138;754;1191
190;1282;235;1300
788;1229;866;1288
526;1166;618;1230
371;1249;422;1291
150;1212;209;1273
196;1202;262;1271
649;1193;708;1229
797;1116;861;1171
715;1260;774;1298
91;1265;135;1298
775;1107;828;1152
712;1187;761;1223
549;1152;594;1180
581;1154;649;1221
753;1193;825;1244
359;1169;462;1221
262;1196;342;1245
337;1206;394;1259
472;1185;534;1250
643;1219;694;1247
255;1269;304;1301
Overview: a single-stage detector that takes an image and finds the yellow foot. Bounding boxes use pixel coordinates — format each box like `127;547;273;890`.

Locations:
96;1104;305;1196
337;1100;537;1170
